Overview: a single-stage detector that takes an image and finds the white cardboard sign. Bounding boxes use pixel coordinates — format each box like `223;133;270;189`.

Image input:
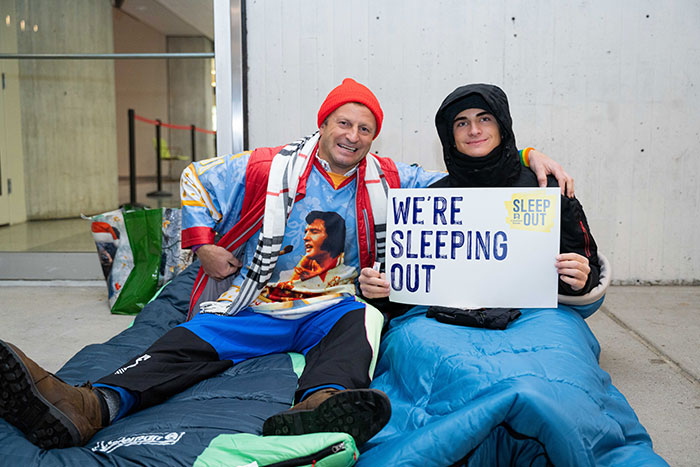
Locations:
386;187;560;308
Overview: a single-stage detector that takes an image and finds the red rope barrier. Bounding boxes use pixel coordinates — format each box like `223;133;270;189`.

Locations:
134;113;215;135
133;114;159;126
161;121;192;131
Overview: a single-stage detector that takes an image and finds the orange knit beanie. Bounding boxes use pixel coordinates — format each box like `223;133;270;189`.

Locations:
317;78;383;139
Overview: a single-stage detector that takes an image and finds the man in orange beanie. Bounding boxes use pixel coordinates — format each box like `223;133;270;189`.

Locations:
0;78;569;450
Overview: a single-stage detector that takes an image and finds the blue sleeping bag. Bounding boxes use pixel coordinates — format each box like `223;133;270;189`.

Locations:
0;263;299;466
360;303;668;466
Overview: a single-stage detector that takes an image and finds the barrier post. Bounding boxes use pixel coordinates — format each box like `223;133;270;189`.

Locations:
147;119;171;197
128;108;136;205
190;124;196;162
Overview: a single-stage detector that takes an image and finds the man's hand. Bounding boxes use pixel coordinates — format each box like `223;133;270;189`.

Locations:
196;244;242;280
359;267;391;299
555;253;590;291
528;149;574;198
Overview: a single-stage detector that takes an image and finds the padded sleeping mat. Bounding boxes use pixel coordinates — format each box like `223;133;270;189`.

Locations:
0;263;302;466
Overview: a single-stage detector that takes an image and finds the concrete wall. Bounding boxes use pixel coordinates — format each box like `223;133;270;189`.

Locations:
113;8;168;181
167;36;216;168
0;0;28;225
245;0;700;284
15;0;118;219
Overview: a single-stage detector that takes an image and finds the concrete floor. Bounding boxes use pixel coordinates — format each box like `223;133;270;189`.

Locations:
0;283;698;466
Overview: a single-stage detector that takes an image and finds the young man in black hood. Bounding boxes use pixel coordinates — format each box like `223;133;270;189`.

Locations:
360;83;601;299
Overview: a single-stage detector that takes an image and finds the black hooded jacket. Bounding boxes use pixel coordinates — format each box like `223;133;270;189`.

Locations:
432;83;600;296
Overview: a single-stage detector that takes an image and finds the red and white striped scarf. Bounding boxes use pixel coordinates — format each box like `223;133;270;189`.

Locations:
200;132;391;316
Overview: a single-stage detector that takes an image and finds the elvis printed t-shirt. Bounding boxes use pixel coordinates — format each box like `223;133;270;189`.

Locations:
217;160;361;319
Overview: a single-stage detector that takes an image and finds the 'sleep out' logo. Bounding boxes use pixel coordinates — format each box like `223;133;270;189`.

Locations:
504;191;557;232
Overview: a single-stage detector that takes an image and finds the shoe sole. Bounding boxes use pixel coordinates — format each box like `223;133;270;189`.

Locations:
0;340;81;449
261;388;391;447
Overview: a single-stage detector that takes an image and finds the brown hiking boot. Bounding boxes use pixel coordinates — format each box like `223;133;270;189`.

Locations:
262;388;391;447
0;340;106;449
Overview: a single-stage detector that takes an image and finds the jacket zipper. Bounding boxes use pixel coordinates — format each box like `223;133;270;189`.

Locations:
265;441;346;467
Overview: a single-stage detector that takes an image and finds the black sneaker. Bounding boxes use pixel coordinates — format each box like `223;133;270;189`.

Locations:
262;388;391;447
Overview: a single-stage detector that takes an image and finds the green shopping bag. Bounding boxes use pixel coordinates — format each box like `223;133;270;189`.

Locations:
111;207;163;314
86;206;191;315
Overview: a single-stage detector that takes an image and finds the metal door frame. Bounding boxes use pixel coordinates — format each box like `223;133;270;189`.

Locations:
213;0;246;156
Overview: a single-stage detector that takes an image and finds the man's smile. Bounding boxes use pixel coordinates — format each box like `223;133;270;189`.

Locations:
338;143;357;152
